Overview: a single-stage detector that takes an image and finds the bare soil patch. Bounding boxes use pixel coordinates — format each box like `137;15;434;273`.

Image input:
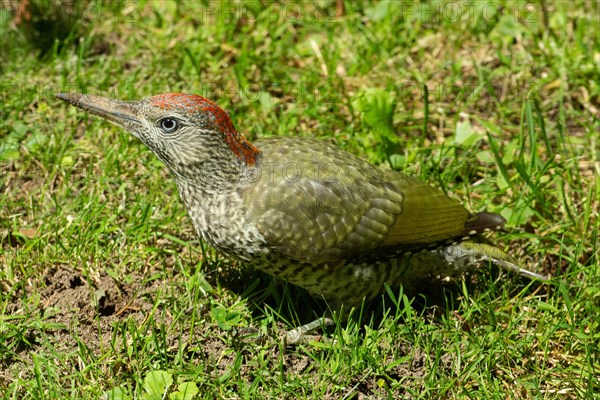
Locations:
1;266;159;383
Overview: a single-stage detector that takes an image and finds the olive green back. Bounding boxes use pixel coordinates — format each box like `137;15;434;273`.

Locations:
244;137;471;265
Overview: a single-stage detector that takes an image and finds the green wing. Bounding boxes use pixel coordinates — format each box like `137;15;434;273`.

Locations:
244;137;472;264
381;172;470;245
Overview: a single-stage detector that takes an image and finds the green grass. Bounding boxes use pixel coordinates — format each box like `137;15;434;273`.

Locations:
1;0;598;398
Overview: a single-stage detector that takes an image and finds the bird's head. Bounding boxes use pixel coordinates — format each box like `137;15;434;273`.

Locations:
56;92;260;182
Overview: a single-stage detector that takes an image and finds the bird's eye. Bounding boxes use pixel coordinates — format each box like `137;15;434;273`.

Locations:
159;117;179;133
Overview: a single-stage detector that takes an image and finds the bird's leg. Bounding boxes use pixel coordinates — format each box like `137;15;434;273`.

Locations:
284;301;356;345
285;316;335;345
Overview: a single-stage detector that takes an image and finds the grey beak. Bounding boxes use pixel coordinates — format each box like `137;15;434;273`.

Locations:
56;93;141;126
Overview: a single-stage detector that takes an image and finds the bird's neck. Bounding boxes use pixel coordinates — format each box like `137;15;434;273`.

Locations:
172;159;266;260
171;154;259;192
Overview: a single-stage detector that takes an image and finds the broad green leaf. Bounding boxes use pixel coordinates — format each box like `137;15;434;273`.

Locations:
352;88;396;138
211;306;242;331
143;370;173;399
104;387;131;400
171;382;199;400
454;120;483;147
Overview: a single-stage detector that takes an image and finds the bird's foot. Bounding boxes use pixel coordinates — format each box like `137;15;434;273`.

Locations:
285;317;335;345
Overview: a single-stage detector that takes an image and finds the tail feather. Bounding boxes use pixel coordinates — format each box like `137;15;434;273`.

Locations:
462;212;507;236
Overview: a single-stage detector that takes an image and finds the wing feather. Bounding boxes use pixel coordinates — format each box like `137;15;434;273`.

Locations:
245;137;478;264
